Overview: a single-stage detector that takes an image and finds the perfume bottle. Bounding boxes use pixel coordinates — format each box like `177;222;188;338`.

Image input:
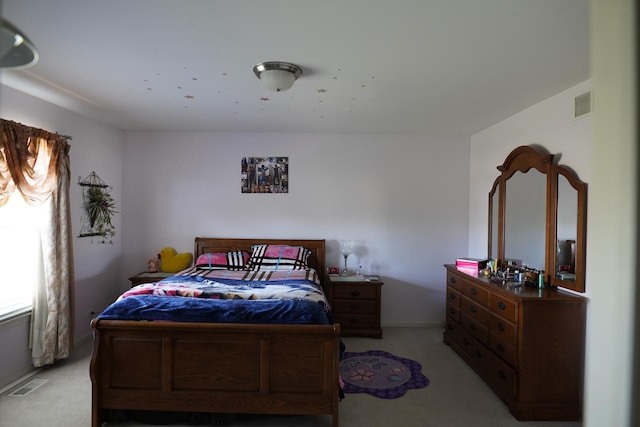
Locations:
355;264;363;277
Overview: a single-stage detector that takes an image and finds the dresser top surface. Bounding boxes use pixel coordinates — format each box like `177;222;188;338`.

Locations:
444;264;585;301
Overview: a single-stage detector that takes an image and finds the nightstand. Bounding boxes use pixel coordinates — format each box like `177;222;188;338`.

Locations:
128;271;173;287
325;274;384;338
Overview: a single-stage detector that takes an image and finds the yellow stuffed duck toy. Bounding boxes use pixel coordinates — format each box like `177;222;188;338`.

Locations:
159;247;193;273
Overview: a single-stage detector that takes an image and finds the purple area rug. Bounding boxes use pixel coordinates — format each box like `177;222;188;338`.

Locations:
339;350;429;399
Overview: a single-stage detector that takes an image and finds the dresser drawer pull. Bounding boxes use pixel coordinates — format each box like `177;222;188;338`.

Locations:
470;305;477;313
463;337;470;346
497;301;506;310
349;318;360;324
497;344;505;353
350;291;361;297
475;350;483;359
450;277;456;284
350;304;361;310
447;323;454;331
497;322;505;331
448;308;456;315
469;323;477;332
498;370;507;381
449;293;456;300
470;288;477;295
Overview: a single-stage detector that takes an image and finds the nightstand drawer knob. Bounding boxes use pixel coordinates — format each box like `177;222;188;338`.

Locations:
350;304;361;310
450;277;456;284
498;302;506;310
349;318;360;324
350;291;361;297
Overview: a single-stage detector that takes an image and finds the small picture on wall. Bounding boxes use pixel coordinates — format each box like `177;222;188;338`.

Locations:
241;157;288;193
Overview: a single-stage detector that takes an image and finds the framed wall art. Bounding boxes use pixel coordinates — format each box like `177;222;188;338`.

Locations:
241;157;288;193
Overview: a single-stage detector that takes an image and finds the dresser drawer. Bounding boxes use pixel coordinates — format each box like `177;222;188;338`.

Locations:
447;272;463;291
490;293;518;323
489;332;517;366
333;299;376;315
461;281;490;306
490;315;517;345
446;302;461;322
461;312;489;344
461;296;491;325
473;340;516;398
447;287;462;308
445;319;473;358
332;284;377;299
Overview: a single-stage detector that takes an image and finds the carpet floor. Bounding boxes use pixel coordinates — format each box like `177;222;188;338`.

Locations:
0;326;582;427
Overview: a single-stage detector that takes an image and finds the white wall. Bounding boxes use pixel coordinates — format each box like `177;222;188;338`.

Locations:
584;0;636;426
0;84;124;388
121;131;471;327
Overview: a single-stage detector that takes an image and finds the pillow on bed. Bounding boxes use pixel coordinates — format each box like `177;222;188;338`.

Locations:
247;244;311;271
195;251;249;270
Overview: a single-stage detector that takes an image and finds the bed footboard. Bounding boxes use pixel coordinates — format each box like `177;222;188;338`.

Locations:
90;319;341;427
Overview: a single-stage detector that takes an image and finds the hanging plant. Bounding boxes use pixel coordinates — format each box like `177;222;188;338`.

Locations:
83;186;117;243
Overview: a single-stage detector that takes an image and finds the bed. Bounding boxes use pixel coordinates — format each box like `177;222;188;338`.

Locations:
90;237;341;427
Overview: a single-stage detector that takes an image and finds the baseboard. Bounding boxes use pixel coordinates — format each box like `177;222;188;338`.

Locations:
0;367;41;396
381;320;444;328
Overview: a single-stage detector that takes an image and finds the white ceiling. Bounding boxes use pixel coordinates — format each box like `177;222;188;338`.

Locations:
1;0;590;136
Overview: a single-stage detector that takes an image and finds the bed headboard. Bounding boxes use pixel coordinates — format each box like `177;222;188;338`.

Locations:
194;237;326;286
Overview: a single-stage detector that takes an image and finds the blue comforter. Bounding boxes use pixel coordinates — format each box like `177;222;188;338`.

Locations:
98;295;332;324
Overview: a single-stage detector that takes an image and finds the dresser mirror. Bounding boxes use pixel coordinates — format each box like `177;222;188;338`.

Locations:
550;164;587;291
488;177;500;260
487;145;587;293
504;169;547;271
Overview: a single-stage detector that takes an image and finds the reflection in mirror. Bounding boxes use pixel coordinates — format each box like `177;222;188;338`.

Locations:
555;174;578;280
488;177;500;260
504;170;546;271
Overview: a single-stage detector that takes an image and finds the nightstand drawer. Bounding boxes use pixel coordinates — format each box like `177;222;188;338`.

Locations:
334;314;377;329
333;299;376;314
326;275;383;338
332;284;377;299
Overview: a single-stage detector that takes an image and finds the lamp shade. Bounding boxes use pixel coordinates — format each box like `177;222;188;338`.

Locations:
253;61;302;92
0;19;38;69
260;69;296;92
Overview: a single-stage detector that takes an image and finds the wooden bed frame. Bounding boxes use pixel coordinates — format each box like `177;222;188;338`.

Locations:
90;237;341;427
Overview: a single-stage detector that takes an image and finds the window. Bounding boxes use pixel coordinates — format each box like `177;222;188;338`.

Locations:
0;193;42;320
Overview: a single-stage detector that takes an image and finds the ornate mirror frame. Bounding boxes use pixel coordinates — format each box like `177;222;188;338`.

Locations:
488;145;587;293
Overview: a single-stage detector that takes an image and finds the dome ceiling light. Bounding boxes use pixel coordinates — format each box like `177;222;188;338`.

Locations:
253;61;302;92
0;19;39;69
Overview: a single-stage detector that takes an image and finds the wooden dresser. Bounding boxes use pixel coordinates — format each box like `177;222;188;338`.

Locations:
443;264;586;421
326;274;383;338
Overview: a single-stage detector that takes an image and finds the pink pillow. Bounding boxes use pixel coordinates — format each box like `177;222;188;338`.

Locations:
246;244;311;271
195;251;249;270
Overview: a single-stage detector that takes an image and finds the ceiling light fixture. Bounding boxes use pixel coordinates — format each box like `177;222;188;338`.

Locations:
253;61;302;92
0;19;39;69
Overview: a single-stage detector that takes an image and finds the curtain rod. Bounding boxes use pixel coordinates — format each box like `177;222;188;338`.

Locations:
0;118;72;140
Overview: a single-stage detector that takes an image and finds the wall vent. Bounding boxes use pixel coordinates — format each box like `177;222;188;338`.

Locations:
574;91;592;118
7;378;48;397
